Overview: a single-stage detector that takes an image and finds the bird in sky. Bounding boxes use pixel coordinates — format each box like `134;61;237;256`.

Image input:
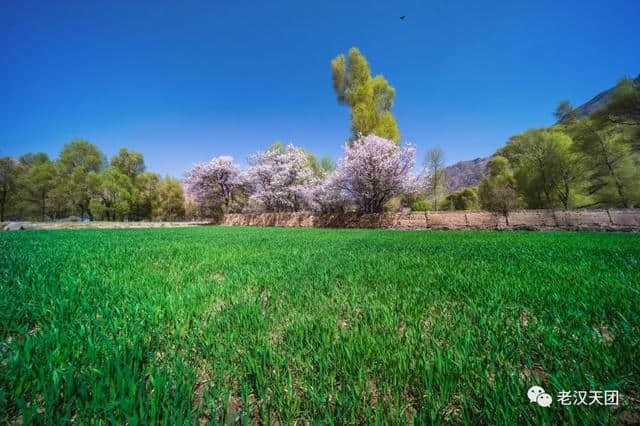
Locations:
400;15;406;20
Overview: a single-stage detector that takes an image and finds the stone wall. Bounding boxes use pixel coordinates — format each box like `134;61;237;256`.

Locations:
220;209;640;231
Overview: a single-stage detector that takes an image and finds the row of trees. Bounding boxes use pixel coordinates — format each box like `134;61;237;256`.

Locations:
185;135;416;216
185;53;639;218
473;76;640;214
0;141;185;221
185;48;422;217
4;47;637;221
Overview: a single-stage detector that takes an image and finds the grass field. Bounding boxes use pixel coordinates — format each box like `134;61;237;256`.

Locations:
1;227;639;424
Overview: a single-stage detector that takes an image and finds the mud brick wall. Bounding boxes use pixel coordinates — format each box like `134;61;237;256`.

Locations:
220;209;640;231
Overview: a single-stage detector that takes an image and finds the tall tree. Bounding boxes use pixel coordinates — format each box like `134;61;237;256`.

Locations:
425;148;446;210
89;167;134;220
598;77;640;153
500;128;584;208
0;157;20;221
132;172;160;220
185;156;243;213
156;177;185;220
331;48;400;143
57;140;106;218
478;156;522;222
58;140;105;174
47;169;74;219
244;145;314;212
22;159;57;220
111;148;145;180
554;100;574;122
569;119;640;207
331;134;415;213
601;77;640;124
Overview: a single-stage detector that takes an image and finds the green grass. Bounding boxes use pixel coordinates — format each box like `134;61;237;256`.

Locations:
1;227;639;424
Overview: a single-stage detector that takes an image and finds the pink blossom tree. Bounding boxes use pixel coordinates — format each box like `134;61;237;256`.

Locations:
301;172;346;213
333;134;415;213
184;156;243;212
244;145;314;211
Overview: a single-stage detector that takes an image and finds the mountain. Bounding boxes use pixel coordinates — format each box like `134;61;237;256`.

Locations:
563;73;640;121
443;73;639;192
444;156;490;192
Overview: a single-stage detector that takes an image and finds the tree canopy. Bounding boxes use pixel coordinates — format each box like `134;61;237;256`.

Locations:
331;48;400;143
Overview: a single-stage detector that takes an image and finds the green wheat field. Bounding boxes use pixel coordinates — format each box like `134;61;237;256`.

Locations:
1;227;639;424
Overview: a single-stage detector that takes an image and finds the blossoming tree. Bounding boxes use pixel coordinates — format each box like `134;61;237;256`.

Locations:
333;134;415;213
184;156;243;212
244;145;314;211
301;172;345;213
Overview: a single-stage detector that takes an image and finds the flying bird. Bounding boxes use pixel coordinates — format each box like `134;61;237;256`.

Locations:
400;15;406;20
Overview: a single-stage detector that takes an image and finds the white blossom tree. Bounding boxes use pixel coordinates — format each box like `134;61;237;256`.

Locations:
301;172;346;213
184;156;243;212
244;145;314;211
333;134;415;213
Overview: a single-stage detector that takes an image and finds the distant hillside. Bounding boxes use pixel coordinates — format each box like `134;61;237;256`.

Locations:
444;73;639;192
444;156;490;192
562;73;640;121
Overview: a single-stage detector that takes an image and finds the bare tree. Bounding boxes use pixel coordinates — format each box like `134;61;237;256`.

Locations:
425;147;446;210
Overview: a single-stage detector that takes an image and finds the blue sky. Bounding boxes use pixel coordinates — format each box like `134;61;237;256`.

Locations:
1;0;639;177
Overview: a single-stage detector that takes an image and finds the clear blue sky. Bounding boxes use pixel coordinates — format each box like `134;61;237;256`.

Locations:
2;0;639;177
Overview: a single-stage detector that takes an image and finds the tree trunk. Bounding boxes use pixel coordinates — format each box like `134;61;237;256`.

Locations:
561;179;570;209
41;192;46;221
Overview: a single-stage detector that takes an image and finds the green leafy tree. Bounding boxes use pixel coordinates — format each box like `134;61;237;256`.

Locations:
305;151;337;178
568;119;640;207
266;141;331;178
478;156;522;222
554;100;575;122
409;198;431;211
555;140;588;209
0;157;20;221
47;175;73;219
320;156;336;173
131;172;160;220
67;167;93;219
500;128;585;208
331;47;400;143
19;152;50;168
266;141;286;154
55;140;106;218
597;77;640;152
22;159;58;220
89;167;134;220
111;148;145;180
602;77;640;124
58;140;105;174
443;187;479;210
156;177;185;220
305;152;324;178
